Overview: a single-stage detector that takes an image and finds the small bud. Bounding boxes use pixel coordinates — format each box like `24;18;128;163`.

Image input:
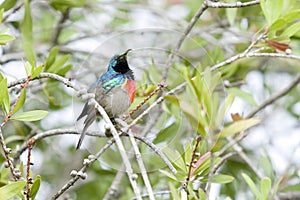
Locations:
81;173;87;180
285;48;292;55
191;163;196;168
77;171;87;179
131;173;138;180
104;124;110;130
4;148;12;154
70;170;78;177
15;172;22;178
77;88;87;97
186;162;190;167
13;168;20;174
194;152;201;157
83;159;90;165
4;162;9;168
88;155;96;160
28;177;33;184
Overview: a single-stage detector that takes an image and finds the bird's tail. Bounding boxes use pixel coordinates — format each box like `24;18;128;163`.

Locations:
76;102;97;149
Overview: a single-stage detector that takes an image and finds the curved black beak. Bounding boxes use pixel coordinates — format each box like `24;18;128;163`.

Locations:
119;49;132;60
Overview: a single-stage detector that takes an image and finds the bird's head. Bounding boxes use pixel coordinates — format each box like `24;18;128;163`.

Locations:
108;49;132;74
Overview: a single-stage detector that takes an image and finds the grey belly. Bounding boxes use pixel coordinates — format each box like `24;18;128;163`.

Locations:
92;86;131;118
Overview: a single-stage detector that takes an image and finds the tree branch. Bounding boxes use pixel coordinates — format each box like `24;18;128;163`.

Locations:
205;0;260;8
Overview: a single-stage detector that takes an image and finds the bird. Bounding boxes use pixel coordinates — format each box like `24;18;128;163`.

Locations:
76;49;136;149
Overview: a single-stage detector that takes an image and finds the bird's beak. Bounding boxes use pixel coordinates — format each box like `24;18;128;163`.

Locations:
119;49;132;59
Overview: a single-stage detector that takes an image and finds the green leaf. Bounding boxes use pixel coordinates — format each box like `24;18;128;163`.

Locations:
242;173;260;198
216;94;235;125
29;175;41;199
198;188;206;200
280;183;300;192
163;147;186;172
11;88;26;115
227;87;257;106
12;110;49;121
271;177;283;199
226;0;237;26
0;9;3;22
0;0;18;11
282;21;300;37
0;181;26;200
45;46;58;71
32;64;44;79
154;123;179;144
218;118;260;137
47;54;70;73
57;64;72;76
24;61;32;76
148;62;161;83
159;170;178;181
269;19;287;31
0;77;10;115
202;174;235;184
260;177;271;200
21;0;36;67
0;34;15;45
169;182;180;200
50;0;86;12
260;0;283;26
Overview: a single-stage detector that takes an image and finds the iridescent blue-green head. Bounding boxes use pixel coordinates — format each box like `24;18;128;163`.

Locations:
108;49;132;74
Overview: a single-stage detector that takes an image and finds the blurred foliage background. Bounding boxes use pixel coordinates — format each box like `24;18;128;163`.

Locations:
0;0;300;199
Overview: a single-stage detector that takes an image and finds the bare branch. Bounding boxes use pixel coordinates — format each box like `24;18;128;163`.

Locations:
162;2;208;80
247;73;300;118
205;0;260;8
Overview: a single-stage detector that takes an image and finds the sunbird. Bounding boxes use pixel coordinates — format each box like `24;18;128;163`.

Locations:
76;49;136;149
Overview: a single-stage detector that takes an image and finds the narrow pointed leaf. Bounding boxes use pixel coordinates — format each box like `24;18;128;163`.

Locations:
0;0;18;11
0;34;15;45
202;174;234;184
12;110;48;121
260;177;271;200
0;181;26;200
242;173;260;198
47;54;70;73
45;46;58;71
282;21;300;37
29;175;41;199
228;87;257;106
0;78;10;115
11;88;26;115
32;64;44;79
24;61;32;76
21;0;36;67
159;170;178;181
219;118;260;137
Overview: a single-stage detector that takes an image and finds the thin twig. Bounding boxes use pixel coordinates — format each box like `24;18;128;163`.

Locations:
205;0;260;8
25;138;35;200
128;129;155;200
161;1;208;80
247;73;300;118
0;76;32;181
131;190;171;200
51;9;70;46
0;125;18;181
52;138;115;199
103;109;166;200
186;136;202;186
